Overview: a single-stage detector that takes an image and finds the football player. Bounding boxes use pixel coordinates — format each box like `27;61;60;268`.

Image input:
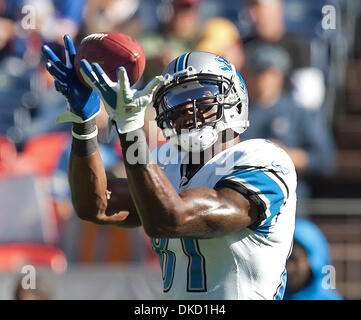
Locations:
42;35;296;300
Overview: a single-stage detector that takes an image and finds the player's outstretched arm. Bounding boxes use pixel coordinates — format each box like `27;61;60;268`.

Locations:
68;151;140;227
42;35;140;228
80;63;258;238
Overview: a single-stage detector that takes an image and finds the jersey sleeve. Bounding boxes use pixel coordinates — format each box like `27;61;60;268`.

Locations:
214;165;290;237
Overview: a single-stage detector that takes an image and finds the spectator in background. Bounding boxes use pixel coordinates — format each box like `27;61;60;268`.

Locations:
138;0;203;84
242;0;285;43
79;0;143;39
285;219;343;300
0;0;17;61
0;0;86;62
195;17;244;71
137;0;204;159
241;43;336;217
240;0;326;111
0;0;87;145
163;0;203;43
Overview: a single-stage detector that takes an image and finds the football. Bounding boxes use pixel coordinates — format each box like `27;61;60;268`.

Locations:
74;32;146;87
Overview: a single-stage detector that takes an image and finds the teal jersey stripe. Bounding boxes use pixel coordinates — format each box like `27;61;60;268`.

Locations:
226;169;285;237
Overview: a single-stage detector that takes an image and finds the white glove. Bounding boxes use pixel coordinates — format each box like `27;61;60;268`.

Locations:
79;60;164;135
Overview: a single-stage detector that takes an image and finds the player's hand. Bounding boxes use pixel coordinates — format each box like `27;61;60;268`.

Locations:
42;34;100;123
79;60;164;134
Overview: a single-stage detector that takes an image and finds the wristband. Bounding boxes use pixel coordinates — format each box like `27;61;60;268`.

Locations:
72;119;97;138
71;119;98;157
72;126;98;140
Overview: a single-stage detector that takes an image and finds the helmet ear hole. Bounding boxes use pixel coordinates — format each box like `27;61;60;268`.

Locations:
236;102;242;113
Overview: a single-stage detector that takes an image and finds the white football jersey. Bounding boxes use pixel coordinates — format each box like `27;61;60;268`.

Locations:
151;139;297;300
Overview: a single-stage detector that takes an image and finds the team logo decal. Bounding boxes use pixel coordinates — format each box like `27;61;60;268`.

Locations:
215;56;232;72
236;70;247;93
272;161;290;175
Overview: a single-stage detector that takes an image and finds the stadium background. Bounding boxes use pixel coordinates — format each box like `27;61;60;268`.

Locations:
0;0;360;300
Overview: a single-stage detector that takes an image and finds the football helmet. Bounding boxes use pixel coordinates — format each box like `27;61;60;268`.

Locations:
153;51;249;152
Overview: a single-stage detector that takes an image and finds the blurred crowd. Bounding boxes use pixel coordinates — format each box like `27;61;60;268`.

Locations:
1;0;361;300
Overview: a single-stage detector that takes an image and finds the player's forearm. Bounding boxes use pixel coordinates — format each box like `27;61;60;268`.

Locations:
69;151;108;222
68;120;106;223
118;129;188;235
69;151;141;227
125;163;187;236
69;124;141;228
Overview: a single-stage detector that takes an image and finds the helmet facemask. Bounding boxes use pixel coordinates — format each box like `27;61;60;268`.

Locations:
154;73;240;152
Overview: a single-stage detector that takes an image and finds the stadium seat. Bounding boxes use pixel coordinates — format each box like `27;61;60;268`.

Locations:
0;243;67;273
0;134;17;169
21;132;70;176
0;175;60;244
0;134;35;178
77;222;131;263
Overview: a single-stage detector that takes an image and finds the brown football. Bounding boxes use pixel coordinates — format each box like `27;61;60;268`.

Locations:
74;32;146;87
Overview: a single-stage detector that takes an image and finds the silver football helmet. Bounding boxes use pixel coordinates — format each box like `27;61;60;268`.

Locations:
153;51;249;152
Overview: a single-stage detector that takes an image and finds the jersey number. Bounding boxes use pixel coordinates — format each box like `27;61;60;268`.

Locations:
151;238;207;292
